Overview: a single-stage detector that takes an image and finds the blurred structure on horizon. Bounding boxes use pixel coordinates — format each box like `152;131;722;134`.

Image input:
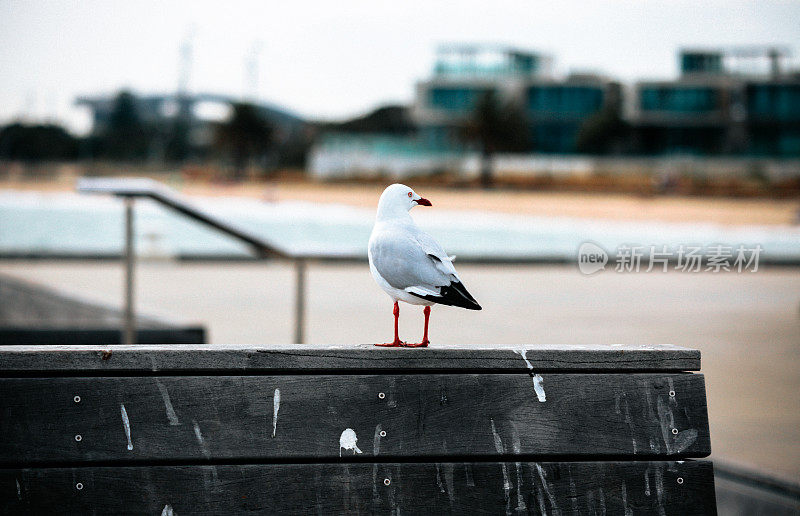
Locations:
75;92;308;167
631;46;798;156
1;43;799;191
411;44;621;154
309;45;800;185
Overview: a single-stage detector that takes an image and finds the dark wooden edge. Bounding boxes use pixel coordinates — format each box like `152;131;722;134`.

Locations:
0;460;718;515
0;344;700;374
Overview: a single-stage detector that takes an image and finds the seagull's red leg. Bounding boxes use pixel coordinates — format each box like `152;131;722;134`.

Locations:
375;301;404;347
405;305;430;347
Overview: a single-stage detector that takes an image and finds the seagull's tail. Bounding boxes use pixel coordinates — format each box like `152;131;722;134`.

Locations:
411;280;482;310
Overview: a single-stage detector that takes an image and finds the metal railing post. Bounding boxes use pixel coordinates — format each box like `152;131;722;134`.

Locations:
79;178;309;345
123;197;136;345
294;258;306;344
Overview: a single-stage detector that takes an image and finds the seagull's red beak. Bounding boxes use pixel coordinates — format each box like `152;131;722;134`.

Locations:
416;197;432;206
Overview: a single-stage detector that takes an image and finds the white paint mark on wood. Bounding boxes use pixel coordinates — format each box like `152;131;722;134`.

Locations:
568;466;579;513
193;421;204;444
655;465;666;516
656;395;676;454
435;463;445;493
622;482;633;516
161;504;175;516
597;488;607;516
444;463;455;506
490;418;505;454
673;428;699;453
155;379;180;426
514;349;534;370
373;424;383;456
120;403;133;451
511;428;527;512
15;479;21;501
490;419;511;516
339;428;362;457
515;461;526;512
535;480;548;515
513;350;546;401
464;463;475;488
535;463;560;515
193;420;211;459
532;374;546;402
272;388;280;438
644;466;651;497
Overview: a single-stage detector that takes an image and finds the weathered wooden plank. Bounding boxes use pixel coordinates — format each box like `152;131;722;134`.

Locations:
0;461;717;515
0;374;709;463
0;344;700;373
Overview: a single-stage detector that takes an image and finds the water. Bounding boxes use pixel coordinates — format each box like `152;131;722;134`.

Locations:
1;190;799;261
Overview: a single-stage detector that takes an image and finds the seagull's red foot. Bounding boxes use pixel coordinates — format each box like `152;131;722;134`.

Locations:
375;339;405;347
375;301;404;347
403;340;429;348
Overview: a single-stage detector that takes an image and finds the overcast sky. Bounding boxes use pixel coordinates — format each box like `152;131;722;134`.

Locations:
1;0;799;134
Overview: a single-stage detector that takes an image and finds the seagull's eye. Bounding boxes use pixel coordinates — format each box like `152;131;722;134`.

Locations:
407;192;412;198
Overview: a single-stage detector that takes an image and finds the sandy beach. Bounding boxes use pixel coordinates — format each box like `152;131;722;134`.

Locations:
3;176;800;226
1;260;798;482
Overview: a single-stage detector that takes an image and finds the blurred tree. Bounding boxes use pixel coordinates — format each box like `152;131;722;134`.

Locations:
461;91;529;188
575;105;629;155
0;123;80;161
215;102;274;180
103;91;154;161
163;95;193;163
164;116;191;163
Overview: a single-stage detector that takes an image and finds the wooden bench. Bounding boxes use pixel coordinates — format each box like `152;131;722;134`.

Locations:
0;344;716;514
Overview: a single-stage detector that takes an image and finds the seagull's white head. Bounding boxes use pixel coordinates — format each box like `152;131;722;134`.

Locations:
376;183;431;220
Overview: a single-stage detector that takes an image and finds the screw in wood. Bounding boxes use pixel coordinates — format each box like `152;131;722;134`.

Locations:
669;390;676;397
75;483;83;490
378;392;385;399
74;434;82;442
672;428;679;435
677;477;684;484
379;430;386;437
383;478;391;486
74;395;81;403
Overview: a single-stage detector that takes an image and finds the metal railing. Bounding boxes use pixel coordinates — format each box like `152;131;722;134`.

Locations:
77;177;307;344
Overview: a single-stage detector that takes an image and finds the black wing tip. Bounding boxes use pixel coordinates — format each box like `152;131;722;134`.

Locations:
410;281;482;310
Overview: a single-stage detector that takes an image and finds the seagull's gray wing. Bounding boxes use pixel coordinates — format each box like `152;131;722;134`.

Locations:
409;226;460;280
370;225;453;296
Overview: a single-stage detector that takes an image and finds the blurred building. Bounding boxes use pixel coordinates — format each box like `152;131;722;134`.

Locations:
629;47;800;156
411;44;621;153
311;44;800;180
308;134;465;180
75;92;306;159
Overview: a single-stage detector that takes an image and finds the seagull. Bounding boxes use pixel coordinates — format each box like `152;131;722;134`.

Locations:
368;184;481;347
